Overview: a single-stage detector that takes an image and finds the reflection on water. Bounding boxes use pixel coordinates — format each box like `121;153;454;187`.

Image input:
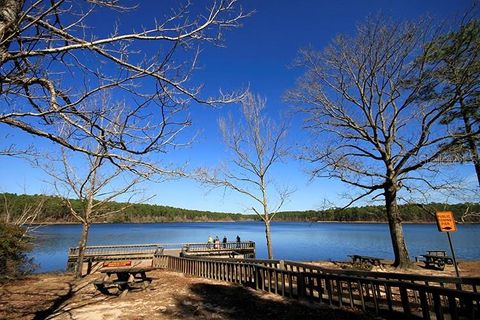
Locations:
30;222;480;272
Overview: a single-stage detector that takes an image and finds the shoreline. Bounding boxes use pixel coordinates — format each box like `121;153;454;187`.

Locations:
30;220;480;225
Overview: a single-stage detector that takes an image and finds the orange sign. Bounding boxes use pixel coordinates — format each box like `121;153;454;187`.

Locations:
435;211;457;232
103;260;132;268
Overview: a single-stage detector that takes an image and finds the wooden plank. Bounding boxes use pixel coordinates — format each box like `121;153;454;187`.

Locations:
358;281;366;311
288;272;293;298
326;278;333;306
317;276;323;304
400;286;411;315
308;275;314;301
419;289;431;320
371;282;379;315
297;273;305;300
347;280;354;309
448;295;458;320
385;283;393;312
337;279;343;307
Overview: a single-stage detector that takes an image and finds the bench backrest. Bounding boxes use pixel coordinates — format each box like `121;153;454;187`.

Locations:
427;250;447;256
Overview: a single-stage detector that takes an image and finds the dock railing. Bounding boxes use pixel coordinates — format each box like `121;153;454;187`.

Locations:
157;255;480;320
182;241;255;252
67;244;165;273
68;243;164;257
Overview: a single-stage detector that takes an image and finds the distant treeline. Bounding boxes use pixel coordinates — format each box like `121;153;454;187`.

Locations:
1;193;479;223
276;203;480;223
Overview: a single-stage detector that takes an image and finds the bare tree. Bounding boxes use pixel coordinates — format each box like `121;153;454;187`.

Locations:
287;18;479;268
0;0;250;164
2;193;43;236
42;96;154;277
47;145;147;278
1;193;43;277
197;92;291;259
406;180;480;224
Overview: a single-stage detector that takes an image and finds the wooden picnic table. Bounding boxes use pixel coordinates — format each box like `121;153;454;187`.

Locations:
420;254;453;270
349;255;383;266
93;266;155;296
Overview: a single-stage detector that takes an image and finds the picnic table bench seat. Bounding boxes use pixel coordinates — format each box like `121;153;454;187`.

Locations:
348;255;383;266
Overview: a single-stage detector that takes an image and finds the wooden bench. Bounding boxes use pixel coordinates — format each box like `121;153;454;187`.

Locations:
349;254;383;266
420;251;453;270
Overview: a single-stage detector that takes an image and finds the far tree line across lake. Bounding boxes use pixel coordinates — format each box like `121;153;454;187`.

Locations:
2;193;479;224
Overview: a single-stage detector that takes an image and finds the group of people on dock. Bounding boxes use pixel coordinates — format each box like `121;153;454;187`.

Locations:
207;235;241;249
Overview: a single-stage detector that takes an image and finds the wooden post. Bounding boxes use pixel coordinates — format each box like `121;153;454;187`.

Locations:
446;232;460;278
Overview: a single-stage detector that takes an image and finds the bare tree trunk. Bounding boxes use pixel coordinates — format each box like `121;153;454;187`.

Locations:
265;220;273;259
0;0;24;60
76;222;89;278
461;104;480;187
384;181;411;268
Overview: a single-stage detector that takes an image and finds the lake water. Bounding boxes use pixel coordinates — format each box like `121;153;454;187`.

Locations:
30;222;480;273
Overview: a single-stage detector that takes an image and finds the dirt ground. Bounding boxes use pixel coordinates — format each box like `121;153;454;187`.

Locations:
308;260;480;277
1;261;478;320
0;270;374;320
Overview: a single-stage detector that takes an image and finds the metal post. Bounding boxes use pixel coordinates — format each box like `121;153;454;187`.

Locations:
446;231;460;278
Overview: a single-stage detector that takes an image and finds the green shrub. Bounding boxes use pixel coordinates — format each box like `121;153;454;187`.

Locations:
0;222;35;279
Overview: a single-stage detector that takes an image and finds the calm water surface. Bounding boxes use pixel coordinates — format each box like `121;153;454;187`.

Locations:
30;222;480;272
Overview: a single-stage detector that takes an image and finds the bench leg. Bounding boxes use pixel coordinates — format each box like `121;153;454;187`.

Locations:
94;282;112;295
119;288;129;298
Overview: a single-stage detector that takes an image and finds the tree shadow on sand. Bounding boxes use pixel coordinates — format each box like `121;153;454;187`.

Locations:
171;282;374;320
0;276;110;320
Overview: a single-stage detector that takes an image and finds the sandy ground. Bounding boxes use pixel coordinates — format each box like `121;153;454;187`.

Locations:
0;270;376;320
1;261;478;320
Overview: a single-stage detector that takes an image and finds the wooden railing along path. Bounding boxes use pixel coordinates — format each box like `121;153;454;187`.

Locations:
188;257;479;292
156;255;480;320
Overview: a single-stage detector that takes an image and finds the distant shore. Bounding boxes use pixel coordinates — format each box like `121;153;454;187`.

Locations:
30;220;479;225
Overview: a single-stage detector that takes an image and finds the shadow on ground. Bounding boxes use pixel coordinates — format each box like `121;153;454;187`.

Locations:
0;275;109;320
172;282;375;320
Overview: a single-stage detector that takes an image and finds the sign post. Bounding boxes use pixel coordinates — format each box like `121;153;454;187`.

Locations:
435;211;460;278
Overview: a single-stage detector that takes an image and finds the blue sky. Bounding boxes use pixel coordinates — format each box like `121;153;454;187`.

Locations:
0;0;477;213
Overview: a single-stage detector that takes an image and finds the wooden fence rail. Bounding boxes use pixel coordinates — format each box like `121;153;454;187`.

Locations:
182;257;480;292
158;255;480;320
282;260;480;292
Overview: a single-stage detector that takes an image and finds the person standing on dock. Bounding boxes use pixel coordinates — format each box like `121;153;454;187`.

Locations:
207;235;213;249
236;235;241;248
222;235;227;248
214;236;220;249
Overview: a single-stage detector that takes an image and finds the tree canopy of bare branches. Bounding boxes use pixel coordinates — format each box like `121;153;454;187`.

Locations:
42;98;151;277
197;92;291;259
0;0;250;167
287;17;480;268
46;144;147;277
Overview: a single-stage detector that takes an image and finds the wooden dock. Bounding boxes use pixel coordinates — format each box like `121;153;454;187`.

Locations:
66;244;164;274
66;241;255;274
